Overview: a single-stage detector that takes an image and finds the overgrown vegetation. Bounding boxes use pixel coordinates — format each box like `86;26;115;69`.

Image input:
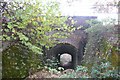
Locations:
60;61;119;78
1;0;119;79
1;0;74;54
44;19;119;78
82;19;119;78
1;0;74;78
2;44;42;78
83;19;119;66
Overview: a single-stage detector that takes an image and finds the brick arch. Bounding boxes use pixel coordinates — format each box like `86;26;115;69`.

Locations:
49;43;77;69
47;30;88;69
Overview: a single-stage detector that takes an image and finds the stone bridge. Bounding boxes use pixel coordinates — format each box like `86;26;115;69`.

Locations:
46;30;88;69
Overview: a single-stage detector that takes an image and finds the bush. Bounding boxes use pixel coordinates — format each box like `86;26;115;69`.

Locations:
91;60;119;78
1;0;73;55
60;61;119;78
2;44;42;78
83;19;118;67
1;0;74;78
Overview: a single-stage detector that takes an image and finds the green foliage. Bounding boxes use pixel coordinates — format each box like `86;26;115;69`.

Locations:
83;18;118;67
76;66;88;72
2;1;119;78
44;57;64;74
60;61;119;78
86;19;103;27
91;60;119;78
2;44;42;78
80;18;119;79
60;72;76;78
44;57;59;70
101;18;117;25
2;0;73;54
1;0;74;78
60;65;90;78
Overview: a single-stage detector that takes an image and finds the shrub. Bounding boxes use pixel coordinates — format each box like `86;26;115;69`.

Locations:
91;60;119;78
83;19;118;68
2;44;42;78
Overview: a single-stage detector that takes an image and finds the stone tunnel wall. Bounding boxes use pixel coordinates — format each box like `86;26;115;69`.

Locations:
47;30;88;69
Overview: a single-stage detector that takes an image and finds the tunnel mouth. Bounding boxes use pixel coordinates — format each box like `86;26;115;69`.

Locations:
50;43;77;69
60;53;72;63
60;53;72;69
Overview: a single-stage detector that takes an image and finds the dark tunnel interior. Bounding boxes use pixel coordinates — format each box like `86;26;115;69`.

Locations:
50;43;78;69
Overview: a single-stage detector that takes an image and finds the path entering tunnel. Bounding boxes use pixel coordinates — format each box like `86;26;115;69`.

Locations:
49;43;78;69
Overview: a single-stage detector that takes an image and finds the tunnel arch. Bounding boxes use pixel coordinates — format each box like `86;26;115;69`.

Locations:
49;43;78;69
45;30;88;69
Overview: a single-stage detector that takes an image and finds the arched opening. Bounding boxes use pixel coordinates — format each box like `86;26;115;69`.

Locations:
60;53;72;69
49;43;77;69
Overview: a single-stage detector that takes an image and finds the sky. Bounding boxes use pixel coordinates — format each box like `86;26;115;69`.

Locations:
4;0;118;20
58;0;118;20
59;0;95;16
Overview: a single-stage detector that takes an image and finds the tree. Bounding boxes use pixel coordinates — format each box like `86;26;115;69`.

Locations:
1;0;75;78
1;0;73;54
92;0;118;13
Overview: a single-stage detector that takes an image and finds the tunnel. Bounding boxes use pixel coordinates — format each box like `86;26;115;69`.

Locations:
48;43;78;69
46;30;88;70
